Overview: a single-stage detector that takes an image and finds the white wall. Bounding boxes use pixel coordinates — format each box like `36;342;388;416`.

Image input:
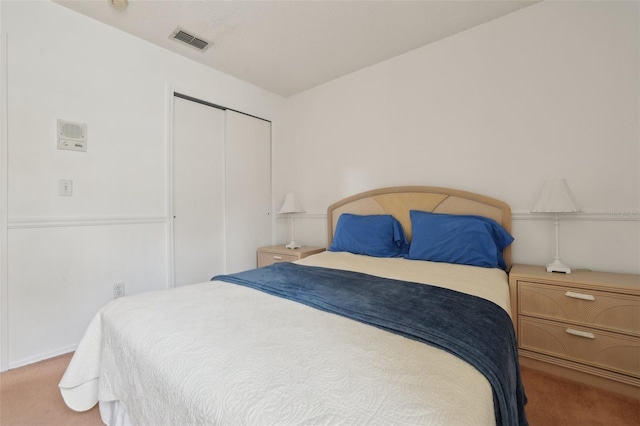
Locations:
1;0;638;371
275;1;640;275
0;1;284;369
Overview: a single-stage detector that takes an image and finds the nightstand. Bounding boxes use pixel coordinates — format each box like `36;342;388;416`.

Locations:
509;264;640;398
257;245;325;268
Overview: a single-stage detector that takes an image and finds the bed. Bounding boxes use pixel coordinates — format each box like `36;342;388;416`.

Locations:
59;186;527;426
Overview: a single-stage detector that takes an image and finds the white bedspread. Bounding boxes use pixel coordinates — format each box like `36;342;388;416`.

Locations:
60;252;511;425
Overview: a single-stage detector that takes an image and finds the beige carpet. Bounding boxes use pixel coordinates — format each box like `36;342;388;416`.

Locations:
0;353;101;426
1;352;638;425
520;366;639;426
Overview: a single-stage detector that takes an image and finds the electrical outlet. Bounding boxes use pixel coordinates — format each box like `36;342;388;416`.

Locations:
113;282;125;299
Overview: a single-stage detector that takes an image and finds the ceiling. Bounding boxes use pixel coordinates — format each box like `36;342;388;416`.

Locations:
55;0;539;97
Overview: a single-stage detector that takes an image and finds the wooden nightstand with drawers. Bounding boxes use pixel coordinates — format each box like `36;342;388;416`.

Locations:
257;245;325;268
509;264;640;398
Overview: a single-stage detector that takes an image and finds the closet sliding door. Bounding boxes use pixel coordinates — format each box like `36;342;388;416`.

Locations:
225;110;272;273
172;96;226;286
172;95;272;285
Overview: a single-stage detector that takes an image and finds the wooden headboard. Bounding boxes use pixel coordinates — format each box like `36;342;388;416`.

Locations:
326;186;512;270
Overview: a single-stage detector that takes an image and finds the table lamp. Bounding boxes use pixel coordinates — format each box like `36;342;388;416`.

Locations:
279;193;306;249
531;178;580;273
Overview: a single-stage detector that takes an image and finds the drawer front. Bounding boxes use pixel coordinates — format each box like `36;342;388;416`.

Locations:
519;281;640;336
258;252;298;267
519;317;640;378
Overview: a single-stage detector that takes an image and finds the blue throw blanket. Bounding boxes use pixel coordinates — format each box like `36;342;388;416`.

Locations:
213;262;527;426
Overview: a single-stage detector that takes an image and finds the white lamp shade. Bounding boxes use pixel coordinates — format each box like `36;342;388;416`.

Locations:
279;193;306;214
531;179;580;213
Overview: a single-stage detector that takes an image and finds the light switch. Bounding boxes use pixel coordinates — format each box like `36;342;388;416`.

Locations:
59;179;73;196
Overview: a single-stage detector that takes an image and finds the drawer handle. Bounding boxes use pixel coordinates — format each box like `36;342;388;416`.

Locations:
565;328;595;339
565;291;595;301
272;255;282;260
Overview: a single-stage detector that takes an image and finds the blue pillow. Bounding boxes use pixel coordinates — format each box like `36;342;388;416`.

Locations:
329;214;409;258
406;210;514;269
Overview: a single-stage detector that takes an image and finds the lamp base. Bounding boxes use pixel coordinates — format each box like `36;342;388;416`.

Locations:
285;241;300;249
546;259;572;274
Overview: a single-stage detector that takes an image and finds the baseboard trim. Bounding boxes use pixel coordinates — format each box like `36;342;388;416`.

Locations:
8;344;77;371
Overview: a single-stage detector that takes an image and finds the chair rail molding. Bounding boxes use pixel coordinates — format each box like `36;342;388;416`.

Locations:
512;211;639;222
7;216;168;229
278;211;640;222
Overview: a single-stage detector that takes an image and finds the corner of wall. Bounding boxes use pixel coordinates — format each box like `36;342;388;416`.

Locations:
0;29;9;372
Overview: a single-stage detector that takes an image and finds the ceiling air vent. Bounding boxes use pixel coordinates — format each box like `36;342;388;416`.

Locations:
170;27;211;51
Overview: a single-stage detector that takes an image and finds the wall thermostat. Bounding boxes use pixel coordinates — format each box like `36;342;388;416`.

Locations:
57;119;87;152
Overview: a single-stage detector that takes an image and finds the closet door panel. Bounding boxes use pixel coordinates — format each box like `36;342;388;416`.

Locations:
173;97;226;286
225;110;272;273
